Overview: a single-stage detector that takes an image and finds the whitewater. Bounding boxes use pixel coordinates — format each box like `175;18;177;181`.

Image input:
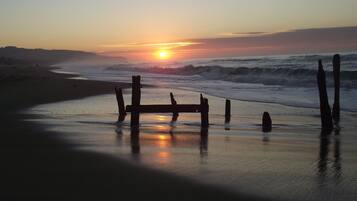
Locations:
55;53;357;111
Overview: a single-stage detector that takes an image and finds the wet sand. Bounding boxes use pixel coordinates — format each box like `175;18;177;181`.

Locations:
0;65;270;200
28;87;357;201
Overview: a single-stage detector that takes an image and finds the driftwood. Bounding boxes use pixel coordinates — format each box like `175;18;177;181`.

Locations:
317;60;333;131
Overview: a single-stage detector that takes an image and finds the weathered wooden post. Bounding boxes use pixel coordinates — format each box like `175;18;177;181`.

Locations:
115;87;126;121
170;92;179;120
200;94;209;127
332;54;340;122
225;99;231;123
131;76;141;127
317;60;333;131
262;112;272;132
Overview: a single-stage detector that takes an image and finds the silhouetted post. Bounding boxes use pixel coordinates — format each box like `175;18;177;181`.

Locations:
200;95;209;127
262;112;272;132
170;92;179;119
332;54;340;122
317;60;333;132
225;99;231;123
131;76;141;127
115;87;126;121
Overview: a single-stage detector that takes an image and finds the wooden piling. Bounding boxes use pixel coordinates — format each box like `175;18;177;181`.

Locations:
115;87;126;121
201;96;209;127
317;60;333;131
170;92;179;118
131;76;141;127
332;54;340;122
225;99;231;123
262;112;272;132
126;83;209;126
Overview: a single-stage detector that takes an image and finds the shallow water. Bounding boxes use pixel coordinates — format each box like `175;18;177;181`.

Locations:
28;87;357;201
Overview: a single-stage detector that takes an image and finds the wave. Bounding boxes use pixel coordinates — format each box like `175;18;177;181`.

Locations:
106;64;357;88
193;53;357;64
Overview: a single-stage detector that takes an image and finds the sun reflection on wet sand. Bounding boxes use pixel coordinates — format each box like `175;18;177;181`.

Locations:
155;134;170;148
127;121;209;168
155;115;170;122
154;124;169;132
155;151;171;165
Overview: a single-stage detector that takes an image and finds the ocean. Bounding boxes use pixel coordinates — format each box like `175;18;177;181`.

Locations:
55;53;357;111
27;53;357;201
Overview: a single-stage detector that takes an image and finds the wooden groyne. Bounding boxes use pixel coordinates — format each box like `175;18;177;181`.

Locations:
116;75;209;127
115;54;343;134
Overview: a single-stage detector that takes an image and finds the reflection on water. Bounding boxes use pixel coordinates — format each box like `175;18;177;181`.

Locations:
27;88;357;201
262;132;270;143
224;122;230;131
318;133;330;176
318;128;343;189
200;127;208;158
334;136;342;180
124;123;209;160
130;127;140;155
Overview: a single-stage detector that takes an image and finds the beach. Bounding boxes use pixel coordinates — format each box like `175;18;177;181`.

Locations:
0;65;269;201
2;1;357;200
27;86;357;201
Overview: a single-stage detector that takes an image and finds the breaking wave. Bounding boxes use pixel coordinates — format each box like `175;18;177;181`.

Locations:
107;65;357;88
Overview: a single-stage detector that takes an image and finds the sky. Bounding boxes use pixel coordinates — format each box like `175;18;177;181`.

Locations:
1;0;357;61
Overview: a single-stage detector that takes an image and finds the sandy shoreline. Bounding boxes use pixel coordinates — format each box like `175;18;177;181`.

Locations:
0;65;270;200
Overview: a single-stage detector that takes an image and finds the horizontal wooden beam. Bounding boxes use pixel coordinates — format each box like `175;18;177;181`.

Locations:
126;104;202;113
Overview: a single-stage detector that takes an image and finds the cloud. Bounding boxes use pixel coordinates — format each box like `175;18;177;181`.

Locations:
219;31;269;37
100;26;357;60
100;41;201;50
181;26;357;55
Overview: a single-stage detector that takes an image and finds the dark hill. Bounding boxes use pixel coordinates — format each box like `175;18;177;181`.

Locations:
0;46;117;65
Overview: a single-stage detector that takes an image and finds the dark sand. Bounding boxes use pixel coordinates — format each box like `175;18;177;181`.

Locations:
0;65;269;201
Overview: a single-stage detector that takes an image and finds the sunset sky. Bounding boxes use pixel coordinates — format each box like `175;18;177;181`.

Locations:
1;0;357;61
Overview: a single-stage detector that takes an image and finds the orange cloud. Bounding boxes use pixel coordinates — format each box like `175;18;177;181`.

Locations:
100;41;201;50
99;26;357;61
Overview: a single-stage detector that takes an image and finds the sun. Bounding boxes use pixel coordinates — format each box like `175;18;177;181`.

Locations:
159;51;168;58
156;50;171;60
